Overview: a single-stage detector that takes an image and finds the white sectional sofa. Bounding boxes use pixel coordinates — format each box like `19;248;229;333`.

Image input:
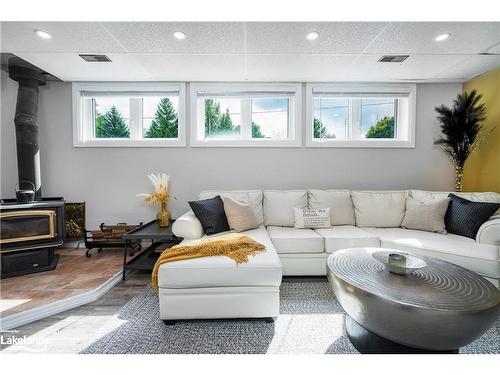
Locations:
160;189;500;322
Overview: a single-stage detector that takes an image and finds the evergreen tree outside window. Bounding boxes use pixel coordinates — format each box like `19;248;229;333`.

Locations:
95;105;130;138
203;98;241;139
313;118;335;139
75;83;185;147
144;97;178;138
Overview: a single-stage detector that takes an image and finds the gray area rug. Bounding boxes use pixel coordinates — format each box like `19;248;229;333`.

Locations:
81;278;500;354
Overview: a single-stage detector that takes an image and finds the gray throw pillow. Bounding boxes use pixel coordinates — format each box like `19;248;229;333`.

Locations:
401;197;450;234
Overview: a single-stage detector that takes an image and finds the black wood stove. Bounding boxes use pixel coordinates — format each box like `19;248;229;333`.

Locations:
0;64;65;278
0;199;64;278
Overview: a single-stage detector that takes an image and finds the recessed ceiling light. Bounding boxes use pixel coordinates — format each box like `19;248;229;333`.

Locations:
434;33;451;42
173;31;186;40
34;30;52;39
306;31;320;41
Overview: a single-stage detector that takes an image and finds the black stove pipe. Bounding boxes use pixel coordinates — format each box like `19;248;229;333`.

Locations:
8;65;46;199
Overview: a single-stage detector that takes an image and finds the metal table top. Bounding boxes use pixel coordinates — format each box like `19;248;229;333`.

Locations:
327;247;500;312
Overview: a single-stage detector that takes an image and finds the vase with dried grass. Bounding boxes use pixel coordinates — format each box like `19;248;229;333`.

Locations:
434;90;493;192
137;173;172;227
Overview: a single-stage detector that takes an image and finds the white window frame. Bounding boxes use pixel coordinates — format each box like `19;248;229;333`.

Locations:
72;82;186;147
306;83;416;148
189;82;302;147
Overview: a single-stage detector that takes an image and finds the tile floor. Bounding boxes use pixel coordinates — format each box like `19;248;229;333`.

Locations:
1;246;142;318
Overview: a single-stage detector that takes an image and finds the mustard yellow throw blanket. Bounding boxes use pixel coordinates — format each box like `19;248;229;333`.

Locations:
151;233;266;289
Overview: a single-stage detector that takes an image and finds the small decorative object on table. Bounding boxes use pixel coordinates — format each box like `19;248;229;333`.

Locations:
372;250;427;275
138;173;172;227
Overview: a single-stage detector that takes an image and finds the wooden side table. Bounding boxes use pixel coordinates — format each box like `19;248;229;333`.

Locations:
122;220;182;280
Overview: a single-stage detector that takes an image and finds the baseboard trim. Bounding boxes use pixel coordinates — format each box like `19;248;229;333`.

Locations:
0;271;122;330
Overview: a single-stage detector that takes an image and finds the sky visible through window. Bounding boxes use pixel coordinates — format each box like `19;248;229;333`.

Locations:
313;98;348;139
361;99;395;137
313;98;396;138
207;98;289;139
95;96;130;127
252;98;288;139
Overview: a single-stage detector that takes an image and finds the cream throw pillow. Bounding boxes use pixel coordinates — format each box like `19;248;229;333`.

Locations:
294;208;331;229
223;196;259;232
401;197;450;234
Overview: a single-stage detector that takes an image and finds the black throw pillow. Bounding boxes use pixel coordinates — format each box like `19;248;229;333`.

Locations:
189;195;230;235
444;194;500;239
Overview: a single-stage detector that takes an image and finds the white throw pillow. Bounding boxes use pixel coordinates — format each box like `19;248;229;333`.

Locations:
199;190;263;225
264;190;308;227
410;190;500;216
351;190;408;228
401;197;450;234
223;197;259;232
308;189;355;226
294;208;331;229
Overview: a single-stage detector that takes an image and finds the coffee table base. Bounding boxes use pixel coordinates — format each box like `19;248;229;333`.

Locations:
345;316;459;354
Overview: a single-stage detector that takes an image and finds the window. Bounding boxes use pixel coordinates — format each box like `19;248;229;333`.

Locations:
190;83;301;147
306;84;416;147
73;83;186;147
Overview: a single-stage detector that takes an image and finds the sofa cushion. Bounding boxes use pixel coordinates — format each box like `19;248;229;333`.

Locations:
410;190;500;216
444;194;500;239
308;189;355;226
157;226;282;288
267;226;324;254
315;226;380;254
351;190;407;228
199;190;264;225
264;190;307;227
370;228;499;261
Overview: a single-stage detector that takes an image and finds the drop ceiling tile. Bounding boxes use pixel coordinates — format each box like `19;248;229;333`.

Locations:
246;22;388;54
344;54;470;81
1;22;126;53
436;55;500;80
132;54;246;81
13;52;151;81
102;22;245;54
365;22;500;55
246;54;358;81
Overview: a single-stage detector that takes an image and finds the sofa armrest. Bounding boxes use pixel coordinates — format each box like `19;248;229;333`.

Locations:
172;210;204;240
476;217;500;246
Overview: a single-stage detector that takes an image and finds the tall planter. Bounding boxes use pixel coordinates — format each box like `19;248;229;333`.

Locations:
434;90;491;192
455;166;464;192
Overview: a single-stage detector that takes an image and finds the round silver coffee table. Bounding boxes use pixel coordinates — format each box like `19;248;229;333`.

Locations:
327;247;500;354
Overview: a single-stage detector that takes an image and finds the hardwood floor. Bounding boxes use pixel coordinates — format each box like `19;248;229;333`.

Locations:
1;270;150;353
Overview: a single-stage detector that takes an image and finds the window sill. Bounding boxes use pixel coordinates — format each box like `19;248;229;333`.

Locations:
73;139;186;148
189;138;301;148
306;139;415;148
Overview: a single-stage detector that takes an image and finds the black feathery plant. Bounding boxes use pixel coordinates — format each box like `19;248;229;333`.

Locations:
434;90;488;170
434;90;494;191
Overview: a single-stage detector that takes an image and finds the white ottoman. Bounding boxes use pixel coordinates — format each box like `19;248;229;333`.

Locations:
157;226;282;323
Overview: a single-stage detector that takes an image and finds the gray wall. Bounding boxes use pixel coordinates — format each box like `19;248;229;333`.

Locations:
1;71;461;228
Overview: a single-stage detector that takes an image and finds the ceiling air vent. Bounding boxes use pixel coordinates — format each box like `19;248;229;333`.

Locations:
378;55;409;63
79;54;112;62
